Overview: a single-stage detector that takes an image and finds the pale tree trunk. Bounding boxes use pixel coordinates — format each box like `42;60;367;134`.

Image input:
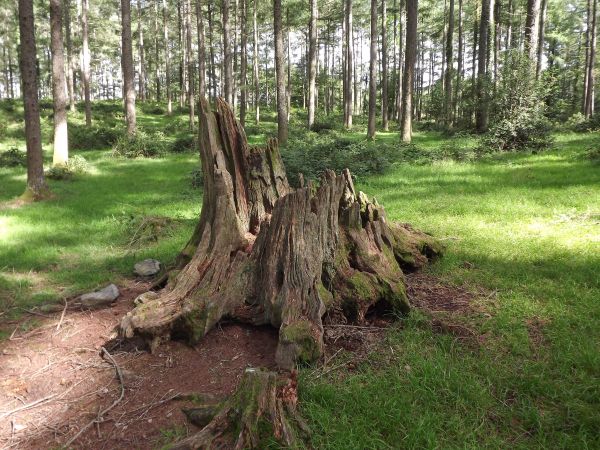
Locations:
137;0;146;101
50;0;69;166
222;0;233;104
367;0;377;138
286;9;291;120
535;0;547;79
196;0;206;98
400;0;416;142
344;0;353;129
444;0;454;127
154;0;161;100
307;0;317;129
18;0;49;200
274;0;288;144
475;0;489;132
122;0;137;135
454;0;462;123
382;0;389;131
395;0;404;122
64;0;75;111
585;0;597;117
252;0;260;123
524;0;540;61
239;0;248;125
184;0;194;129
163;0;172;114
207;2;217;100
81;0;91;126
118;99;442;448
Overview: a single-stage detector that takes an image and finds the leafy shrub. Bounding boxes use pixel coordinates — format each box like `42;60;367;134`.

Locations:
170;134;197;153
564;113;587;131
0;99;17;112
571;114;600;133
45;155;90;180
189;168;203;189
90;101;122;114
141;102;165;115
282;133;402;185
112;131;168;158
585;142;600;162
0;147;27;167
69;124;121;150
480;113;553;152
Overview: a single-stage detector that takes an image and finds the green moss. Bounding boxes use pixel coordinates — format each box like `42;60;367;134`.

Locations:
181;306;210;344
317;282;334;308
281;321;321;364
346;272;376;301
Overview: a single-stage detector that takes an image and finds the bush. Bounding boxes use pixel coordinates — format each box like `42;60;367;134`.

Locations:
69;124;121;150
112;131;168;158
45;155;90;180
170;134;197;153
189;168;203;189
141;102;166;115
480;113;553;152
571;114;600;133
0;147;27;167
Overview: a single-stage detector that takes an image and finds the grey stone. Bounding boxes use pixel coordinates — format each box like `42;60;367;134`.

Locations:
80;284;120;308
134;259;161;277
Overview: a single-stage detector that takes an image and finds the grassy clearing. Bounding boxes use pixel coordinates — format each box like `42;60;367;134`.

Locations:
1;101;599;447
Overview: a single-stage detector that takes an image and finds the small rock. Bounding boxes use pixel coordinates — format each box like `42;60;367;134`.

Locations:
134;259;161;277
134;291;160;306
79;284;120;309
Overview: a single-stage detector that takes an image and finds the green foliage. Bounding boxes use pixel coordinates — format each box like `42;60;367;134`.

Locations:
571;113;600;133
282;133;402;184
170;134;197;153
483;51;553;152
69;123;121;150
140;102;166;115
112;131;168;158
189;168;203;189
0;147;27;167
45;155;90;180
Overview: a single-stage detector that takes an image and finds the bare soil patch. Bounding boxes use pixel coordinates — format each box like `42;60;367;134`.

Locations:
0;282;277;449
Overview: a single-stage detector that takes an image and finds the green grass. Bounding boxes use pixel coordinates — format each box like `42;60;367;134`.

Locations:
1;101;599;447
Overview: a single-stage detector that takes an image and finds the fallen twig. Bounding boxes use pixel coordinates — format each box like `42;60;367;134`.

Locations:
64;347;125;447
56;299;68;331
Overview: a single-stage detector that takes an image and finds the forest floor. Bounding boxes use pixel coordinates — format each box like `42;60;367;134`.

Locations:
0;101;599;448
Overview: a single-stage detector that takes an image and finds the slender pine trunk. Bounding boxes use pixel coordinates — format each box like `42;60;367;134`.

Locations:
50;0;69;166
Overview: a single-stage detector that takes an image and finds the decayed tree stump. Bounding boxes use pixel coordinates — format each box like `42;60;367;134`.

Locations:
118;98;442;448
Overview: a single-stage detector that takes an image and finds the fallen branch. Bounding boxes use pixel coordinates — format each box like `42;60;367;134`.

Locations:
64;347;125;447
56;299;68;331
0;393;59;420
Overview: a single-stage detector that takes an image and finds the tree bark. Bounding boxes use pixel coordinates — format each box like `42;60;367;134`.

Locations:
274;0;288;144
400;0;417;142
454;0;462;123
137;0;146;101
81;0;91;126
184;0;194;129
585;0;597;118
535;0;547;80
382;0;389;131
367;0;377;139
64;0;75;111
222;0;233;104
475;0;490;132
163;0;172;114
18;0;49;200
524;0;540;61
344;0;353;129
444;0;454;127
239;0;248;126
121;0;137;135
50;0;69;167
307;0;317;129
154;0;161;100
207;1;217;100
252;0;260;123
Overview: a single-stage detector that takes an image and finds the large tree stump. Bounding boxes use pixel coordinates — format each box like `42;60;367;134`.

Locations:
118;98;442;448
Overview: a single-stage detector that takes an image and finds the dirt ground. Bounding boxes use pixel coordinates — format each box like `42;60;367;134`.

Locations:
0;274;477;449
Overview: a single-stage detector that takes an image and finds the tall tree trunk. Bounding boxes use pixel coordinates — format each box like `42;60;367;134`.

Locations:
444;0;454;126
286;9;291;120
196;0;206;98
475;0;489;132
178;1;185;108
274;0;288;144
239;0;248;125
307;0;317;129
535;0;547;79
585;0;597;117
154;0;161;100
207;2;217;100
81;0;91;125
163;0;172;114
18;0;49;199
344;0;353;129
185;0;194;129
252;0;260;123
367;0;377;138
382;0;389;130
122;0;137;135
454;0;462;123
222;0;233;104
396;0;405;123
50;0;69;166
64;0;75;111
137;0;146;101
524;0;540;61
400;0;416;142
